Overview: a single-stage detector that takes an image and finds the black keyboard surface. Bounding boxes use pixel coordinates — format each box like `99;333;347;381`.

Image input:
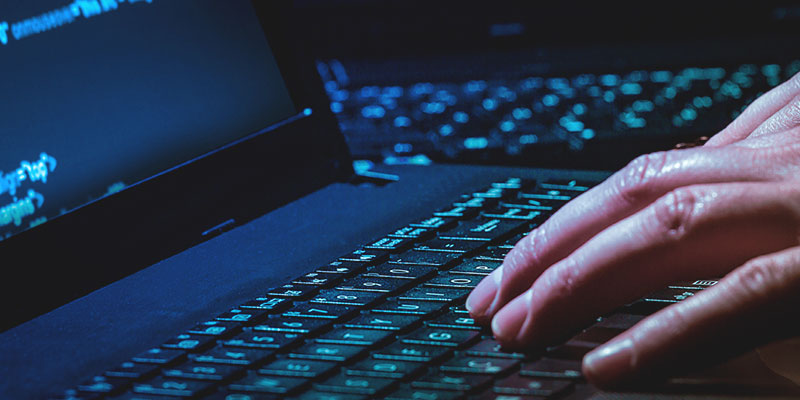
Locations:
53;177;728;400
319;59;800;169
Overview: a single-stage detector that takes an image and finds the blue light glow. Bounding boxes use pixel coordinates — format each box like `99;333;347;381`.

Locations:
463;137;488;149
393;116;411;128
542;94;559;107
361;105;385;119
439;124;454;136
512;108;532;120
453;111;469;123
600;74;620;87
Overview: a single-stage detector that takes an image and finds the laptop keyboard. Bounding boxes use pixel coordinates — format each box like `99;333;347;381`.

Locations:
57;177;718;400
319;59;800;167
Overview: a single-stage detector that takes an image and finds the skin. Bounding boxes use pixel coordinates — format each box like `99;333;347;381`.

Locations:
466;71;800;388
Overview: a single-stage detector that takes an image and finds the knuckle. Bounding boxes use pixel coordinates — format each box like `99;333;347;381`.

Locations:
543;258;581;300
616;151;671;206
505;227;548;276
651;188;699;239
734;257;783;301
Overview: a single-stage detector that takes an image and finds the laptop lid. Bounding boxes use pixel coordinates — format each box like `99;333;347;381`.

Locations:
0;0;351;330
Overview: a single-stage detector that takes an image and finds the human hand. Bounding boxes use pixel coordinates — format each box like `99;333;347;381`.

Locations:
466;72;800;388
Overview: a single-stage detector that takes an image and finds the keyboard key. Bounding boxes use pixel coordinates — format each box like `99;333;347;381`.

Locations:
426;313;482;330
316;260;368;276
289;343;368;362
453;195;495;209
372;342;452;363
472;186;513;199
313;373;396;395
439;356;519;375
626;288;699;314
481;207;542;221
253;316;332;334
386;384;464;400
424;274;482;289
413;372;491;392
105;361;160;380
188;320;241;337
449;259;501;276
77;375;129;395
414;238;487;254
434;205;480;219
267;283;319;300
312;289;384;307
401;327;479;347
465;338;527;359
492;375;572;397
162;334;216;352
409;216;457;231
191;346;274;366
540;179;593;192
343;313;421;331
133;377;214;397
501;199;561;212
229;371;309;394
373;299;447;316
439;219;525;241
519;358;582;380
294;272;341;287
259;358;339;378
364;264;436;280
668;279;719;290
364;237;415;252
315;328;393;346
283;302;357;320
345;359;423;379
216;308;272;324
132;348;186;365
162;362;241;381
336;277;411;294
388;250;463;268
339;249;389;264
387;226;434;240
398;287;471;303
240;297;292;313
474;247;509;262
492;178;533;190
220;331;301;350
594;313;645;330
517;189;575;205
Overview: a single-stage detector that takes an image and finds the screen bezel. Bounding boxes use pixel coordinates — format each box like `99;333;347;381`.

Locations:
0;1;352;331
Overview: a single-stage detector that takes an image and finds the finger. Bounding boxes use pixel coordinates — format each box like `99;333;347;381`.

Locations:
583;245;800;389
706;71;800;146
489;181;800;349
467;146;780;323
749;93;800;138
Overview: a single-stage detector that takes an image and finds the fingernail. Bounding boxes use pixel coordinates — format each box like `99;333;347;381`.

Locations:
583;338;635;386
466;266;502;317
491;290;531;344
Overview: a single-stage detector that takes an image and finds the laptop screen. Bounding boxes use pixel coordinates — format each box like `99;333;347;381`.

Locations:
0;0;296;240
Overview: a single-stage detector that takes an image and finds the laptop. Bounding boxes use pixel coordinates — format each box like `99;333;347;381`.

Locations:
295;1;800;171
0;1;798;399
